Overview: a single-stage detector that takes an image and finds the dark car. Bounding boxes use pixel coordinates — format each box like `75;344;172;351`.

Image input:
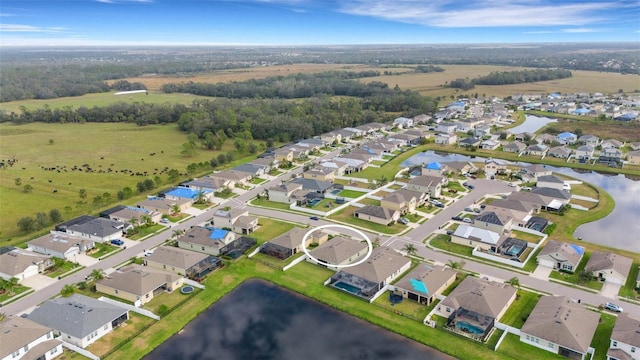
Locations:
110;239;124;246
309;216;320;221
451;216;463;221
435;203;444;208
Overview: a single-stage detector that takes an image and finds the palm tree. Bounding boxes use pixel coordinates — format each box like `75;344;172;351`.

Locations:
140;214;152;226
508;276;520;290
402;244;418;257
90;269;105;282
172;229;183;240
171;204;180;216
6;277;18;296
129;216;140;229
195;190;206;204
60;284;75;297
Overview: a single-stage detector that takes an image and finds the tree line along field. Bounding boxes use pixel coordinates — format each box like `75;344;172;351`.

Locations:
0;122;263;245
1;64;637;114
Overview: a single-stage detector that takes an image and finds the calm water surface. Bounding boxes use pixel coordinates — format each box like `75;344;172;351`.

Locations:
402;151;640;253
507;114;557;134
144;280;453;360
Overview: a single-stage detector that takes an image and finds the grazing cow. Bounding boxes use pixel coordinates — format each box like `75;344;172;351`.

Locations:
53;190;58;193
48;180;52;183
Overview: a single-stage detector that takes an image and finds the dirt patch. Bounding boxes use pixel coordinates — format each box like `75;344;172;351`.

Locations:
544;119;640;142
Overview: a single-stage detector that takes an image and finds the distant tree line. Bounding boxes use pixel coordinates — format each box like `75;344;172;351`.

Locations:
447;69;572;90
414;65;445;73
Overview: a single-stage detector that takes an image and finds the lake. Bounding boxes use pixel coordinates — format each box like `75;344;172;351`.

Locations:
144;280;453;360
507;115;557;134
402;151;640;253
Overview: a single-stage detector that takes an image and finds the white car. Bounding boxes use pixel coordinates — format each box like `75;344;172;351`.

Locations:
508;182;517;187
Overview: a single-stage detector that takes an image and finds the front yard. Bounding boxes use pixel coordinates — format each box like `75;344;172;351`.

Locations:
251;197;295;211
329;206;406;234
429;234;473;257
88;243;119;259
45;261;82;278
548;252;604;291
499;290;541;328
619;262;640;299
128;224;165;240
251;217;297;245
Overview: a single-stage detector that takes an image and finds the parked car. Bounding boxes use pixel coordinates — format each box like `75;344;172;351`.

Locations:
470;175;477;179
508;182;517;187
521;186;532;191
462;218;472;223
604;302;623;313
480;204;486;209
309;216;319;221
435;203;445;208
110;239;124;246
446;230;454;235
473;208;481;213
160;218;169;223
451;216;463;221
464;207;473;212
398;218;409;225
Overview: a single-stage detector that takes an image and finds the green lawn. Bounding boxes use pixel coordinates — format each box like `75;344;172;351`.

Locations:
143;287;201;315
373;291;431;321
619;263;640;299
191;201;215;210
0;286;31;303
251;197;295;211
429;234;473;257
388;184;404;190
251;177;267;185
345;146;429;181
337;189;369;198
329;206;405;234
252;251;305;268
357;197;381;206
548;252;604;291
511;230;544;244
89;243;118;259
127;224;165;240
251;218;297;244
446;181;467;193
403;213;425;223
523;248;543;272
87;312;157;358
498;333;565;360
499;290;541;328
309;198;335;210
591;312;616;360
371;160;386;166
165;213;189;222
45;261;82;278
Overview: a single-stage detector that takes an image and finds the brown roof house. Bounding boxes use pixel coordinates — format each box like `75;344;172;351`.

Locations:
137;196;191;215
307;236;369;270
407;175;446;198
177;227;236;256
354;205;400;226
380;189;426;215
437;277;517;341
537;240;585;273
260;228;328;260
608;313;640;360
585;252;632;285
390;264;457;306
212;208;258;235
0;315;63;360
28;231;94;261
520;296;599;360
473;210;514;234
328;247;411;302
96;264;184;306
27;294;129;349
145;246;222;280
0;249;54;281
267;182;303;204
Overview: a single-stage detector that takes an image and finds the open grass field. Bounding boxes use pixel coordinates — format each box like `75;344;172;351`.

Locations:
533;115;640;142
0;122;263;246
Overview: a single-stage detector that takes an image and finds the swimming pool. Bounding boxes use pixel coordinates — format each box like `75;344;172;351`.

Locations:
333;281;361;295
506;244;524;256
308;198;322;207
456;321;484;335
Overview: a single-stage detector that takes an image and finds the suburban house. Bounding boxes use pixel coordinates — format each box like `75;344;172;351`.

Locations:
380;189;425;214
27;294;129;348
435;133;458;145
526;144;549;156
475;124;492;137
535;133;558;145
451;224;503;251
307;236;369;270
627;150;640;165
537;240;585;273
267;182;303;204
387;133;420;146
180;175;229;193
354;205;400;226
102;206;162;225
318;160;348;176
303;167;336;182
64;217;130;244
548;146;572;159
557;132;578;145
480;140;501;150
503;141;527;153
437;277;517;341
520;296;599;360
177;226;236;256
335;129;355;142
473;210;514;234
211;208;258;234
249;155;279;173
27;231;94;261
520;165;553;182
575;145;595;161
145;246;222;280
422;161;448;175
445;161;477;175
458;137;481;148
328;247;411;301
163;187;213;203
530;187;572;208
292;178;334;195
393;116;414;128
585;252;632;285
413;114;432;124
0;315;63;360
601;148;624;160
484;158;508;177
608;313;640;360
578;135;600;147
390;264;457;305
96;264;184;306
602;139;624;149
436;123;458;133
233;163;267;178
274;147;294;162
297;137;326;151
537;175;568;191
407;175;446;198
0;249;54;281
136;196;191;215
259;228;328;260
210;170;252;187
514;132;535;142
333;157;368;173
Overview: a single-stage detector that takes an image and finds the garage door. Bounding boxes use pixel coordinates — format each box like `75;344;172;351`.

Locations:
606;276;624;285
538;258;555;268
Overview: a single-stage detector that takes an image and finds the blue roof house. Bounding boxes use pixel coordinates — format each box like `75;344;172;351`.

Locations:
164;187;213;202
177;226;236;256
556;132;578;145
422;161;448;175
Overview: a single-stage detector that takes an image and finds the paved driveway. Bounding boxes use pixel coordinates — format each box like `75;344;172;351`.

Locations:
20;274;57;291
600;281;621;299
531;265;553;280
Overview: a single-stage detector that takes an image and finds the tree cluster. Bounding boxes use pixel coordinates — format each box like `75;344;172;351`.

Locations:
414;65;445;73
447;69;572;90
17;209;63;233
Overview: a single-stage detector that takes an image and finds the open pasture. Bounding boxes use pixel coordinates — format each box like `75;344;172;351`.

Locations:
0;122;259;244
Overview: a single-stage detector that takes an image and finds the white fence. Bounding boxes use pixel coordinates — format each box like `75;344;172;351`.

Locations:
62;342;100;360
98;297;160;320
282;254;308;271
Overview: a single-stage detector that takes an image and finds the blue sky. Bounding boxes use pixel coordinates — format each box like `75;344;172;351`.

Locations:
1;0;638;46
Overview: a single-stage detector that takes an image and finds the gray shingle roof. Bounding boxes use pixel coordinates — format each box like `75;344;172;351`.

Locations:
611;313;640;348
341;247;409;283
521;296;599;353
68;217;127;238
531;187;571;200
28;294;128;339
585;252;632;277
355;205;397;221
309;236;368;265
146;246;211;270
292;178;333;192
97;264;181;296
0;316;53;359
537;175;565;184
440;277;516;319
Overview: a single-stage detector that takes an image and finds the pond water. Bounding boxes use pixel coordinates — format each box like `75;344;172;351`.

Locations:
144;280;453;360
507;115;557;134
402;151;640;253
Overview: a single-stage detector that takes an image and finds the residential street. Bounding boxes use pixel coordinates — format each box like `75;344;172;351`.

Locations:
4;147;639;321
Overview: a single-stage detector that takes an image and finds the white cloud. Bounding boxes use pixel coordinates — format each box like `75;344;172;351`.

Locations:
561;28;600;33
0;24;67;33
338;0;618;27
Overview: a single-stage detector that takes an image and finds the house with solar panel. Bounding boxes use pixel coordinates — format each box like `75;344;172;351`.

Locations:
390;264;457;305
177;226;236;256
537;240;585;273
